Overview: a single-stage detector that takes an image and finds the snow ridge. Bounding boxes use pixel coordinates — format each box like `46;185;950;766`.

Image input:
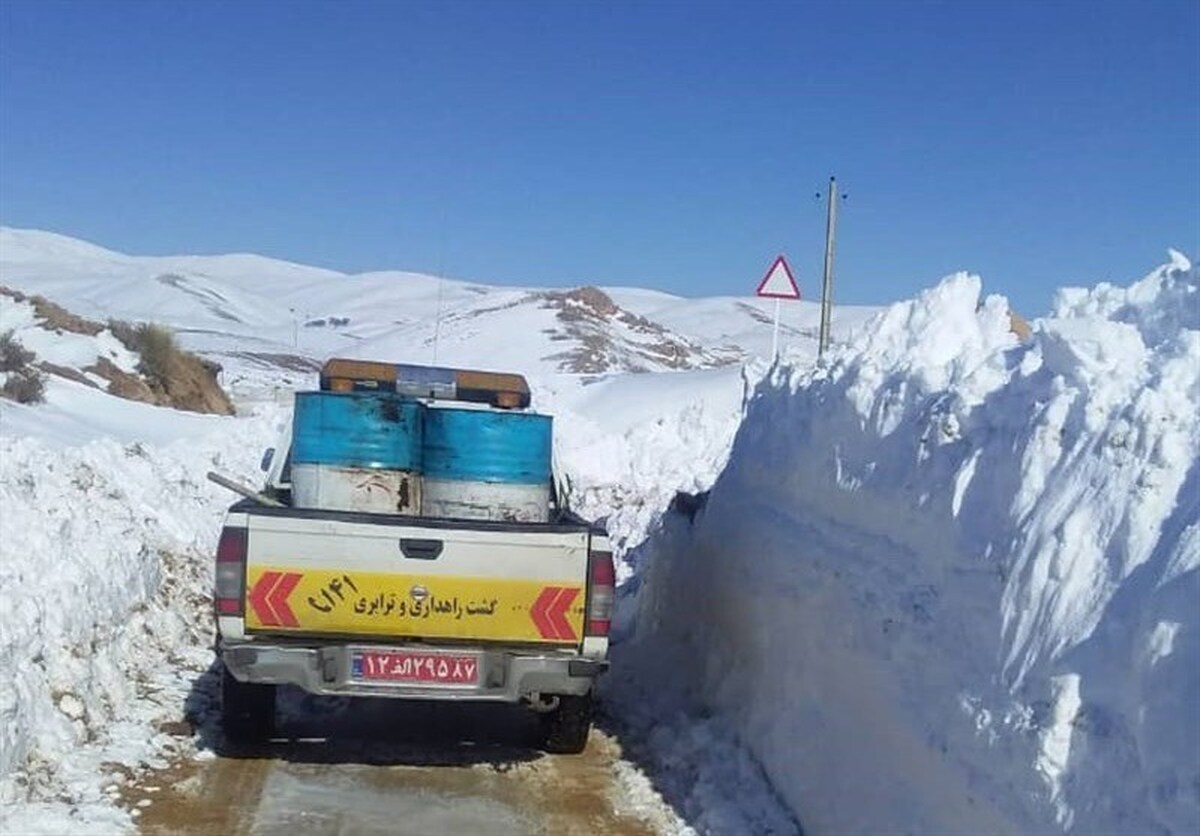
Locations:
626;255;1199;835
0;406;281;831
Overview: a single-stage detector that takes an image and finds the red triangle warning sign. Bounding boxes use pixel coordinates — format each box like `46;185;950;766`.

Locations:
756;255;801;299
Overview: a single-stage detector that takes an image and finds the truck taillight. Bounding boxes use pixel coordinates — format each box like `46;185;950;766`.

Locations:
215;526;247;616
586;548;615;637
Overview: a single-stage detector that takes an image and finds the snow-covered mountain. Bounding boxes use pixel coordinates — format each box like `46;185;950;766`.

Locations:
0;227;875;389
0;226;874;554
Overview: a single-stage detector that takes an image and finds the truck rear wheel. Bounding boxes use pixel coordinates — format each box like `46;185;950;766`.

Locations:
220;663;276;743
540;693;593;754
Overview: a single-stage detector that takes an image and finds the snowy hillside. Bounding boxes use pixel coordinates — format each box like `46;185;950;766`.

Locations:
615;253;1199;834
0;228;872;389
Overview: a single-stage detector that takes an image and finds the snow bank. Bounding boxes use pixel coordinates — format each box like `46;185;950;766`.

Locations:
550;365;751;566
0;395;280;832
621;254;1199;834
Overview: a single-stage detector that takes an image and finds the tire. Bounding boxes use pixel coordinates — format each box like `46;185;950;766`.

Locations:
540;693;593;754
220;663;276;743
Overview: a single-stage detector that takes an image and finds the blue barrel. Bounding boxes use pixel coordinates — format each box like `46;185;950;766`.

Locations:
422;406;551;484
292;391;423;469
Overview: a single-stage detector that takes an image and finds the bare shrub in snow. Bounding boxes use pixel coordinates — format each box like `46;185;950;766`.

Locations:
110;320;178;387
132;323;177;388
107;320;234;415
0;331;46;405
106;318;139;351
1;369;46;404
0;331;35;373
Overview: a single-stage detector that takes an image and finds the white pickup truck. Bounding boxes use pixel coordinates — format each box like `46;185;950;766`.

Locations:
212;429;613;754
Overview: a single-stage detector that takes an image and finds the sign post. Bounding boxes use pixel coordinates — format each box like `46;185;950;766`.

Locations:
772;297;780;360
818;176;840;357
755;255;801;362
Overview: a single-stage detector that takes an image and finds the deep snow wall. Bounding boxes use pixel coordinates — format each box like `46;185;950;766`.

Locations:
624;255;1199;835
0;402;280;828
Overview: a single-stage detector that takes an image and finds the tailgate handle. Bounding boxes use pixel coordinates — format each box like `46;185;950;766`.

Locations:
399;538;443;560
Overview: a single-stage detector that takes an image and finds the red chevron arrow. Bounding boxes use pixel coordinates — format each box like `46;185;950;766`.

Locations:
270;572;301;627
547;587;578;640
248;571;302;628
247;571;280;625
530;587;558;638
530;586;579;641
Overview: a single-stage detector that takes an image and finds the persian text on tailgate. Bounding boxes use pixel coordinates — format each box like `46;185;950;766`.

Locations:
244;567;584;643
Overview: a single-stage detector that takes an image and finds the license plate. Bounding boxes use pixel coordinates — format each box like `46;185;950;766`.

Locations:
350;649;481;686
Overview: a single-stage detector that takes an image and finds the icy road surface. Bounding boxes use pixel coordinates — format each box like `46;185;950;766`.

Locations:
122;690;680;835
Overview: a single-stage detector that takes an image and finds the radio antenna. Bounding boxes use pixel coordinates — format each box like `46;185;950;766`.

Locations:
431;206;447;365
432;277;444;365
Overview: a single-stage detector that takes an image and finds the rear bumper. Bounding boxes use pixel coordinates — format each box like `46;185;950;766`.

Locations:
219;640;608;702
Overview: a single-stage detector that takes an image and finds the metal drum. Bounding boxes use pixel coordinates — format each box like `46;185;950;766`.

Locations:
291;391;423;514
421;405;552;522
289;464;422;515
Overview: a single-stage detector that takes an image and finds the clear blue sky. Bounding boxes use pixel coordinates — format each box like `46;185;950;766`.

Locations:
1;0;1197;316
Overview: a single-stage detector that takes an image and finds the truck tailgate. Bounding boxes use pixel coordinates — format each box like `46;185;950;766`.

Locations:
242;510;590;646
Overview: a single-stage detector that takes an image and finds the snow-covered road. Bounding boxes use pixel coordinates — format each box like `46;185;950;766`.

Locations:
0;364;779;834
0;395;717;835
122;692;683;836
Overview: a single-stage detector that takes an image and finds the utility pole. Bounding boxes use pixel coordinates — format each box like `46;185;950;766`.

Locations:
818;176;840;358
